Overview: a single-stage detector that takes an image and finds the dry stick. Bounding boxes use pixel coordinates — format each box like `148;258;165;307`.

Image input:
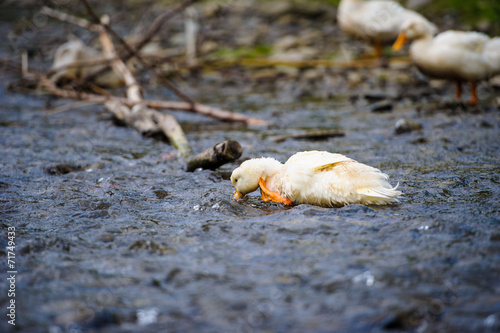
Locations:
46;101;99;115
272;131;345;143
98;16;141;102
97;15;194;157
47;56;118;76
39;77;266;125
207;57;412;70
80;0;193;104
96;16;242;167
40;4;267;125
40;6;101;31
81;0;199;104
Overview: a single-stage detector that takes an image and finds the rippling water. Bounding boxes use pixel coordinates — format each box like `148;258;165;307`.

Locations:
1;73;499;332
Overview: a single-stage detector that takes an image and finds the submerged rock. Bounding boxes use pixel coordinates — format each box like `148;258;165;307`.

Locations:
394;118;423;134
368;100;394;113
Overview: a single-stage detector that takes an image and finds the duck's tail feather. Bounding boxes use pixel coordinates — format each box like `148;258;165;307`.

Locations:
357;182;402;204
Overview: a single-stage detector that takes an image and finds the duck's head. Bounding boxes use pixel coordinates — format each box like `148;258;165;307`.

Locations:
231;157;282;200
393;17;437;51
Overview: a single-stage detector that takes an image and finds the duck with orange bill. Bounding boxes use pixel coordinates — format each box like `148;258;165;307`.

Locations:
393;17;500;105
337;0;433;58
231;151;402;208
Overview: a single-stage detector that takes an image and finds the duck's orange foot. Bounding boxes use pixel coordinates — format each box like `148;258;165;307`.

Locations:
467;82;478;106
259;177;292;206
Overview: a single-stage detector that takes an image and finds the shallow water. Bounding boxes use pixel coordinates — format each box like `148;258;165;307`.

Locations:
1;73;500;332
1;0;500;331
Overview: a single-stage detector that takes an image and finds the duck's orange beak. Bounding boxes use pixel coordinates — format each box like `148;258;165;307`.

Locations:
392;32;408;51
233;190;243;200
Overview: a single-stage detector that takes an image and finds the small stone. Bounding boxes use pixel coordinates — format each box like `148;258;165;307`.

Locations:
347;72;363;87
395;119;423;134
410;137;428;144
490;75;500;88
490;233;500;241
368;100;394;113
364;89;399;101
98;233;115;243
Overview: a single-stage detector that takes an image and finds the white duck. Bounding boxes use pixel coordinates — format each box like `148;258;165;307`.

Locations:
393;18;500;105
337;0;434;58
231;151;401;207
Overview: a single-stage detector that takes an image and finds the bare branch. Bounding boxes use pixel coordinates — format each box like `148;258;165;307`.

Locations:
40;6;101;31
39;76;268;125
80;0;198;104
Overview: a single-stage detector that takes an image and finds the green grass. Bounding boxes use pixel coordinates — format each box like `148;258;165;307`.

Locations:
211;45;273;60
422;0;500;24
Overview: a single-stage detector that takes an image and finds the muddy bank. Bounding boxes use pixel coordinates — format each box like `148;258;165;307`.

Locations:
1;1;500;332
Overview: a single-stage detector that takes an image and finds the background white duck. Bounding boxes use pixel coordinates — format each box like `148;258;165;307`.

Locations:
393;18;500;105
337;0;435;58
231;151;401;207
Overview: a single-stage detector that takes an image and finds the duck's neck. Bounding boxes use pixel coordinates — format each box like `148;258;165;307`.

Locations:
410;33;434;59
258;158;283;180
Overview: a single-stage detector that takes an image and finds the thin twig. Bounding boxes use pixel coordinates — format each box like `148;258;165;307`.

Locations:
97;15;142;102
125;0;200;57
94;15;194;157
81;0;199;105
39;76;268;125
79;0;195;104
46;101;99;115
40;6;101;31
48;56;117;76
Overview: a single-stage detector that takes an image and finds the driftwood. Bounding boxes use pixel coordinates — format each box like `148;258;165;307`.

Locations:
272;130;345;143
99;14;198;158
207;57;412;70
36;2;259;169
39;77;267;125
78;0;195;104
40;5;268;126
83;0;199;85
186;140;242;172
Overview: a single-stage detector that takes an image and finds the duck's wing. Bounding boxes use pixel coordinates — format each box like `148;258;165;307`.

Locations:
434;31;490;53
314;160;401;205
484;37;500;72
357;182;400;199
431;31;500;79
314;160;356;173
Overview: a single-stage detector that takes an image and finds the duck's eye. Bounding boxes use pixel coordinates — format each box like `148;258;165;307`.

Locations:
234;178;238;183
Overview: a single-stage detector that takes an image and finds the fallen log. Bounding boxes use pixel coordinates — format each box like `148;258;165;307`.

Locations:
186;140;242;172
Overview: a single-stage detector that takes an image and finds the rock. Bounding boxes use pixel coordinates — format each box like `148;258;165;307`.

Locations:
274;35;301;51
368;100;394;113
302;69;321;81
98;233;115;243
429;79;448;89
410;137;428;144
364;89;399;101
347;72;363;88
44;163;86;175
490;75;500;88
395;119;423;134
200;40;219;54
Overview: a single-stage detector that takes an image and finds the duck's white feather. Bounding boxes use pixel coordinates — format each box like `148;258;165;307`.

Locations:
232;151;402;207
402;20;500;82
338;0;432;44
